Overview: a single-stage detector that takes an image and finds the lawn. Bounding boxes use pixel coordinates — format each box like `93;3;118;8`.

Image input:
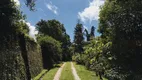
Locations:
60;62;74;80
73;62;107;80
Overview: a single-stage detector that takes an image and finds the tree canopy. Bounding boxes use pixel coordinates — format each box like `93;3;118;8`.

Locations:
74;22;84;53
98;0;142;79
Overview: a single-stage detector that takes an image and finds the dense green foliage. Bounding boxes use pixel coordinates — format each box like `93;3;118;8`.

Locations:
98;0;142;79
2;0;142;80
36;19;71;61
74;22;84;53
25;38;43;79
0;0;43;80
73;0;142;80
36;19;65;41
0;0;26;79
38;35;62;69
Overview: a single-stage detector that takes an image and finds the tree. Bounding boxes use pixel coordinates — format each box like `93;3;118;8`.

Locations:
84;26;95;41
99;0;142;79
36;19;65;41
74;22;84;53
62;33;71;61
25;0;35;10
90;26;95;40
36;19;71;61
84;29;90;41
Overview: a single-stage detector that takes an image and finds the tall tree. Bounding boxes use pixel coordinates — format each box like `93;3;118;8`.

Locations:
84;29;90;41
99;0;142;79
36;19;71;61
25;0;35;10
74;22;84;53
84;26;95;41
90;26;95;38
36;19;64;41
36;19;71;47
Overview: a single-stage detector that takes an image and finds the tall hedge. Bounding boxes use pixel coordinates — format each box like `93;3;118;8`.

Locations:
0;34;43;80
38;35;62;69
25;37;43;79
0;0;43;79
0;34;27;80
18;34;43;80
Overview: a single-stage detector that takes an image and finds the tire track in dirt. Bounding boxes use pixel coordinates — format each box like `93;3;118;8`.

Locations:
71;62;81;80
53;63;66;80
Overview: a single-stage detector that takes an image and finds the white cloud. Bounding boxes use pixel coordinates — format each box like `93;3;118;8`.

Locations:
78;0;105;23
13;0;20;6
45;2;58;15
26;22;38;41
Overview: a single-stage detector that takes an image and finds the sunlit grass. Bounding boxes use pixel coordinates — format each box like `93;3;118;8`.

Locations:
73;62;107;80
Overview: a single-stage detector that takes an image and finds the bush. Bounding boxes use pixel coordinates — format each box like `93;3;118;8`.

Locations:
72;53;86;65
73;38;111;79
38;35;62;69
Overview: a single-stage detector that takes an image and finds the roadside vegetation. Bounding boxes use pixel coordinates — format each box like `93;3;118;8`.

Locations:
33;69;48;80
72;0;142;80
73;62;107;80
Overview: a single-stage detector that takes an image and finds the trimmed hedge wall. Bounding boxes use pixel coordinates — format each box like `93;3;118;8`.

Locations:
0;35;27;80
0;34;43;80
25;38;43;79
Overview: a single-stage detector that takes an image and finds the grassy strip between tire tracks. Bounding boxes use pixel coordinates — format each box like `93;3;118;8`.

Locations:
60;62;74;80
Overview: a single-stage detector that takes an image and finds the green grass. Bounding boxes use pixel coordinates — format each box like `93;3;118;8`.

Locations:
42;67;59;80
42;63;63;80
33;69;48;80
60;62;74;80
73;62;107;80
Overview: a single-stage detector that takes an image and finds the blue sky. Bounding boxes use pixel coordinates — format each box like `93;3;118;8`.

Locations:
16;0;105;41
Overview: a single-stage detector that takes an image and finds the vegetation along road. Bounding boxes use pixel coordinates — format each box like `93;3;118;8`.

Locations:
37;62;105;80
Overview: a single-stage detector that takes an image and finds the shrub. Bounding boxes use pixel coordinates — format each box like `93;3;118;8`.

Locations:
38;35;62;69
